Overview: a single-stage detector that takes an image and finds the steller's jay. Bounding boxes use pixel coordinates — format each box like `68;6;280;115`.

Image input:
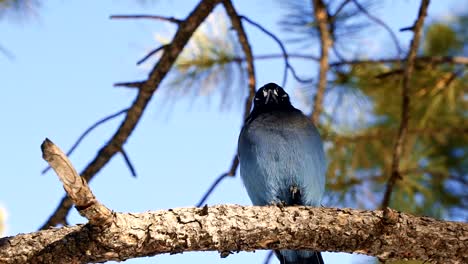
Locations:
238;83;326;264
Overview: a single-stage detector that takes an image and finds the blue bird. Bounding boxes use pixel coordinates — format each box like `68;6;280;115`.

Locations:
238;83;326;264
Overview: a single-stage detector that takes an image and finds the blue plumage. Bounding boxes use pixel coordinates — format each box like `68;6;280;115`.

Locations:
238;83;326;264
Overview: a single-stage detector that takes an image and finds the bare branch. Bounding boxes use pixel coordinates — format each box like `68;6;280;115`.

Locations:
240;16;312;86
114;81;145;88
250;53;319;61
400;25;414;32
263;250;274;264
120;148;137;178
223;0;256;108
332;0;352;18
240;15;288;86
40;0;223;230
381;0;430;210
193;0;257;208
196;152;239;206
2;205;467;263
110;14;182;24
289;66;314;83
344;56;468;66
351;0;402;57
137;45;167;65
233;54;468;66
311;0;333;125
41;108;129;174
41;139;112;226
196;172;230;207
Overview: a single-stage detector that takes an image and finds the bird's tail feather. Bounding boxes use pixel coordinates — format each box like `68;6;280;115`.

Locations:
275;250;324;264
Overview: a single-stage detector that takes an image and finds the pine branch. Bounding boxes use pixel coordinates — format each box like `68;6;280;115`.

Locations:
311;0;332;125
381;0;430;210
228;54;468;66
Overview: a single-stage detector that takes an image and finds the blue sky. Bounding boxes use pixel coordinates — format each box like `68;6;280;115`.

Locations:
0;0;463;263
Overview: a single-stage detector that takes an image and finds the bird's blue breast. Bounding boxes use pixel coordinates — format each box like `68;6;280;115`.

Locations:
238;111;326;207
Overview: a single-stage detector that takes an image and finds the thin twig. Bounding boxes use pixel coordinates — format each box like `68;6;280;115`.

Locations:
114;81;145;88
381;0;430;210
223;0;256;116
311;0;333;125
240;16;312;86
263;251;274;264
231;54;468;66
0;43;15;60
352;0;402;58
120;148;137;178
240;15;288;86
248;53;319;61
194;0;257;208
190;0;259;208
332;44;346;61
110;14;182;24
196;173;229;207
289;66;314;83
195;154;239;206
40;0;223;230
332;0;352;18
333;56;468;66
41;108;129;174
137;45;167;65
400;26;414;32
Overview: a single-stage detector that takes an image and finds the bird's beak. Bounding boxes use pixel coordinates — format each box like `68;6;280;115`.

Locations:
265;90;278;104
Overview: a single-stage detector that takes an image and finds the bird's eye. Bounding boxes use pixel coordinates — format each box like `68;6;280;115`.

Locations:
282;94;288;98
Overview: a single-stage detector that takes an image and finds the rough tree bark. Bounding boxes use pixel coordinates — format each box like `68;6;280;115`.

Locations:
1;139;465;264
0;205;467;264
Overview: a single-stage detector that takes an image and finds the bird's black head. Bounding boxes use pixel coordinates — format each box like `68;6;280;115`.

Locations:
253;83;293;111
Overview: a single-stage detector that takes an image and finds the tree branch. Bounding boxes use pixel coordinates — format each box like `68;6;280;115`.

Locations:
381;0;430;210
40;0;223;230
331;55;468;66
41;139;112;226
4;139;467;263
196;172;230;207
229;54;468;66
351;0;402;58
223;0;256;103
240;16;313;86
195;153;239;207
41;108;129;175
119;148;137;178
193;0;257;208
110;14;182;24
137;45;167;65
311;0;332;125
1;205;466;263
